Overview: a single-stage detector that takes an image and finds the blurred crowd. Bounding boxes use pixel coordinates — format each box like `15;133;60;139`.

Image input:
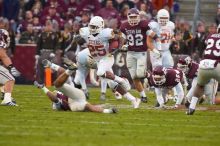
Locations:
0;0;219;63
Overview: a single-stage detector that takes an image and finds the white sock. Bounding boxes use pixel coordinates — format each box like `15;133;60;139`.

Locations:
65;69;74;75
66;76;74;85
123;92;135;102
189;96;198;109
139;90;146;97
42;87;49;94
175;95;184;105
103;109;112;114
101;79;107;93
51;63;60;71
3;93;12;102
114;76;124;83
157;96;164;105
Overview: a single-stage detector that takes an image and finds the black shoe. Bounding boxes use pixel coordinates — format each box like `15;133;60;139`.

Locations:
199;97;205;104
185;100;190;109
1;92;4;100
155;102;160;107
112;107;118;114
186;108;195;115
141;97;148;103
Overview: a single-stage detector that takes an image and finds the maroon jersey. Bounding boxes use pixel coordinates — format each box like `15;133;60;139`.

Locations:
57;93;70;111
186;62;199;79
204;33;220;61
120;20;150;52
149;68;183;88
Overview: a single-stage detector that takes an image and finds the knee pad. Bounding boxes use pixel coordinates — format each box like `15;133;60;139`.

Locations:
107;80;118;90
96;69;105;77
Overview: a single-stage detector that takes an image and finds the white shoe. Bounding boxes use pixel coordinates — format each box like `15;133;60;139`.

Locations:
42;59;52;68
114;91;122;100
120;78;131;91
132;98;141;109
1;100;18;106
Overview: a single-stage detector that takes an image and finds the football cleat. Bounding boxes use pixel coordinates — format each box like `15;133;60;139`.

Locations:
185;100;190;109
141;96;148;103
114;91;122;100
111;107;118;114
132;98;141;109
1;100;18;106
34;81;44;88
63;58;77;70
42;59;52;68
186;108;195;115
100;93;106;101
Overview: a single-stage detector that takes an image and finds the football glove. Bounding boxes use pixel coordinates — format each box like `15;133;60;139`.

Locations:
119;44;128;51
7;65;21;77
87;55;97;69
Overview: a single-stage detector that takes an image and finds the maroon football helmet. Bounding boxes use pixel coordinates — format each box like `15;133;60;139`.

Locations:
152;65;167;85
127;8;140;26
177;56;192;74
0;29;10;48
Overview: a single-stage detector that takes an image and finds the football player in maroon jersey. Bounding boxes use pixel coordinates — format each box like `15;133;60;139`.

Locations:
145;65;185;108
186;25;220;115
177;56;218;106
0;29;20;106
120;8;161;103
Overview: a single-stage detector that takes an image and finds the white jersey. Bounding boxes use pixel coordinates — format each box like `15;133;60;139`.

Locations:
79;27;114;61
148;21;175;51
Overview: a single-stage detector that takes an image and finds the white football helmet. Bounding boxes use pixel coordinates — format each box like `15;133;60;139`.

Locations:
157;9;170;26
89;16;104;35
0;29;10;48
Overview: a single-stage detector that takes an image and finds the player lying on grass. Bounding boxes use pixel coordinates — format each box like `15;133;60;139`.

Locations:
144;65;185;109
34;61;117;113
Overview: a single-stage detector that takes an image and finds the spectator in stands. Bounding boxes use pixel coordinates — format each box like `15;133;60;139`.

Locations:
77;0;101;16
170;31;189;55
19;23;38;44
60;22;77;62
115;0;134;11
43;0;66;17
72;20;80;36
40;4;64;29
208;23;217;35
32;16;42;34
191;23;207;58
215;8;220;25
31;1;43;17
19;11;34;32
80;9;91;27
65;0;79;21
2;0;20;32
96;0;120;22
119;4;129;24
35;20;61;84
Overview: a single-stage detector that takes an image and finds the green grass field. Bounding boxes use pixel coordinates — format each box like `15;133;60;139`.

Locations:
0;85;220;146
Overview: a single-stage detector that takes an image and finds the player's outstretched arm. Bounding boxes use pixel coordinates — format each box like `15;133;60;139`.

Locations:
84;103;117;114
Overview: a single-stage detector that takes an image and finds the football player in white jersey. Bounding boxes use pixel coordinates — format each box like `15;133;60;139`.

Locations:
148;9;175;68
42;48;100;99
80;16;141;108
